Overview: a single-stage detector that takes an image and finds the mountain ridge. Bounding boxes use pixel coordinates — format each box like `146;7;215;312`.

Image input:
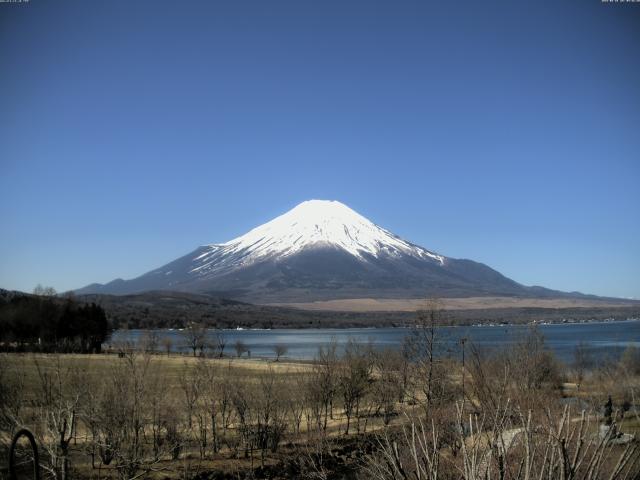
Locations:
76;200;600;303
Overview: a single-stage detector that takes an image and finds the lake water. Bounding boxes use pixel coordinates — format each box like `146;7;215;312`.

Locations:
108;319;640;364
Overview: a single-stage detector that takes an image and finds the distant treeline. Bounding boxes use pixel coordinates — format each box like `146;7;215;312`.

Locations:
0;292;110;353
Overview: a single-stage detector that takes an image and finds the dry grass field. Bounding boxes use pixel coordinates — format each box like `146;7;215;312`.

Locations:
268;295;639;312
1;334;639;480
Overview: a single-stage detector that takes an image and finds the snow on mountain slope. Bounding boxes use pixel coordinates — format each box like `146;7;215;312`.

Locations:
190;200;444;276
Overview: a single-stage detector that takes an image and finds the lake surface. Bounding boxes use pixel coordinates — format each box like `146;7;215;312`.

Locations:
108;319;640;364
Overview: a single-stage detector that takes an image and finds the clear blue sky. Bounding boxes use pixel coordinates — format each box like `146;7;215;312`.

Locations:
1;0;639;298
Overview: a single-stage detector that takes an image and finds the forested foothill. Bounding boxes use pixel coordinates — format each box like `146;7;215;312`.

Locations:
71;290;640;330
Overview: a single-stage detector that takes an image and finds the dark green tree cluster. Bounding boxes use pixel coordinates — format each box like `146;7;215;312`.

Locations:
0;293;110;353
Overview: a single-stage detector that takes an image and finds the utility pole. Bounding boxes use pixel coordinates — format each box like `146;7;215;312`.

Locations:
460;337;467;406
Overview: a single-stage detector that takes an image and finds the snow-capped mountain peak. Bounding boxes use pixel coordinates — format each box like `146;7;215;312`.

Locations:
192;200;444;275
76;200;543;302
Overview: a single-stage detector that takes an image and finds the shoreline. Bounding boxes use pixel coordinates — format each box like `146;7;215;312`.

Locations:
120;316;640;332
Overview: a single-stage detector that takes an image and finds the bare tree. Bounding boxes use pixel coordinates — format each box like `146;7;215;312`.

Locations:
216;364;236;448
30;355;86;480
313;340;338;432
338;340;372;435
33;284;57;296
179;361;205;431
144;359;180;462
295;432;335;480
510;326;561;392
182;322;207;357
621;345;640;375
162;336;173;356
405;298;455;415
372;348;405;425
287;373;307;435
110;352;152;479
139;330;159;353
273;344;288;361
467;342;510;415
190;359;212;459
254;366;288;466
573;341;594;387
213;332;227;358
199;360;222;454
234;340;248;358
81;350;181;480
304;370;326;435
230;375;253;460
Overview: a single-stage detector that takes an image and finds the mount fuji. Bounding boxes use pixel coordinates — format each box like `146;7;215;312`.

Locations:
76;200;581;303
